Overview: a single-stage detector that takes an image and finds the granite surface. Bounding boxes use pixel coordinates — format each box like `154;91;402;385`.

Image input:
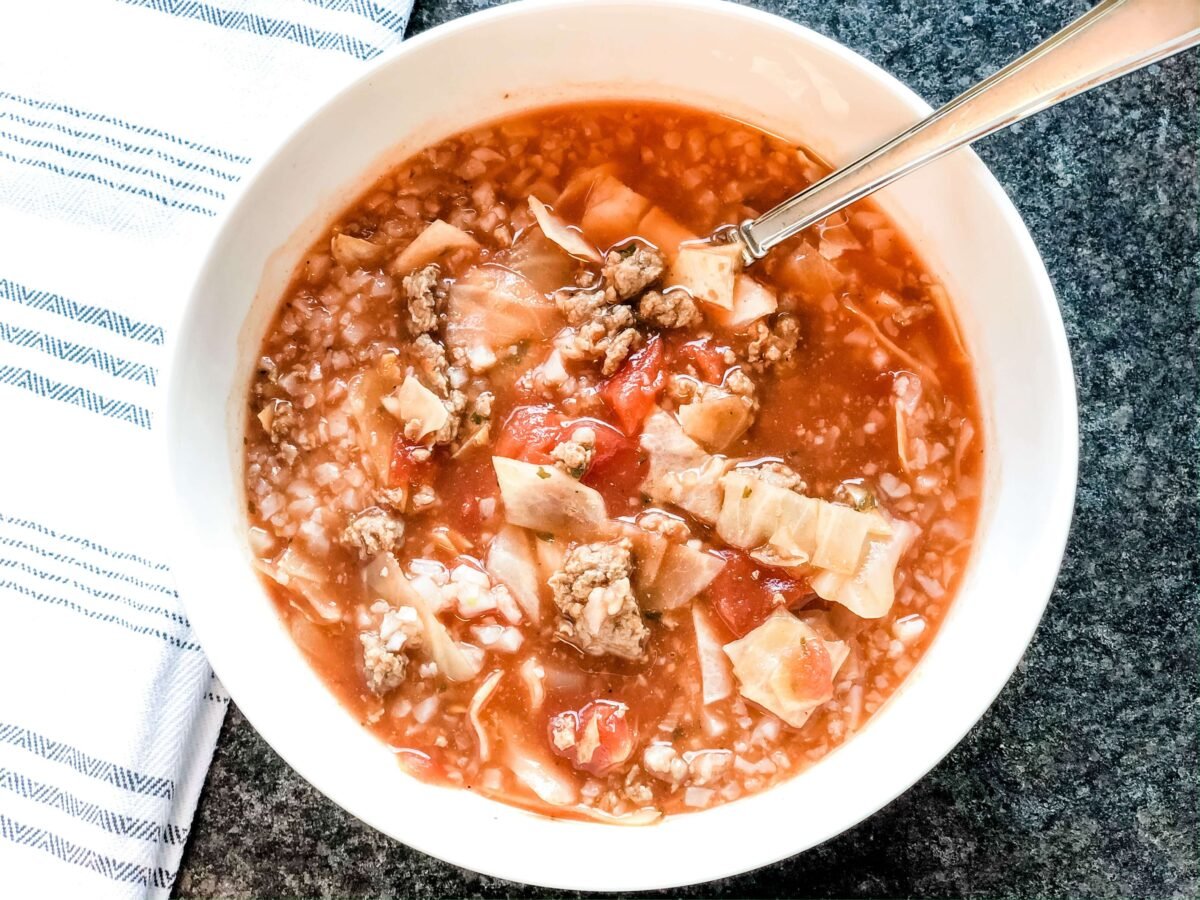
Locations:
174;1;1199;896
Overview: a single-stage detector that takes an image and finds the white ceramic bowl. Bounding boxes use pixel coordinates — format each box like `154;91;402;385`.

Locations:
165;0;1078;889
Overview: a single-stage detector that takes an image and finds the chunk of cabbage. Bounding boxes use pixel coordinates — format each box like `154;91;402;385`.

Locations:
391;219;479;275
811;517;917;619
723;610;849;728
485;525;542;620
693;603;733;705
331;233;384;269
346;357;406;484
812;503;877;575
527;196;602;263
716;471;888;573
504;228;577;294
635;207;695;259
641;543;726;611
678;391;754;452
446;265;560;355
716;471;805;554
492;457;608;537
381;374;447;440
708;275;778;329
639;409;730;524
667;243;743;309
364;553;483;682
579;174;653;248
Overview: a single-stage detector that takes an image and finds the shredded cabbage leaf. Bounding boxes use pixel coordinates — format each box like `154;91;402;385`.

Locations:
485;524;542;621
622;524;670;596
709;275;778;329
527;196;602;263
446;265;560;355
467;670;503;762
347;357;405;485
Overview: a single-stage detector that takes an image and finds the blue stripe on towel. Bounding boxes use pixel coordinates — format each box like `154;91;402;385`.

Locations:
0;512;170;573
0;536;176;598
0;91;251;164
301;0;411;34
0;724;175;800
0;277;164;346
0;769;189;845
0;812;175;887
0;556;190;629
0;579;200;652
0;129;227;200
0;321;157;386
122;0;386;60
0;366;153;429
0;147;219;217
0;109;242;183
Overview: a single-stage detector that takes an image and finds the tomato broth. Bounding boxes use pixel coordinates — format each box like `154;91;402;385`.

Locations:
244;103;983;821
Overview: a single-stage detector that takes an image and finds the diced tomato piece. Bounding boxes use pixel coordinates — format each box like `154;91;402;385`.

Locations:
547;700;634;776
704;549;812;638
674;337;729;384
600;336;664;435
779;638;833;702
572;418;646;509
388;433;434;492
493;404;566;464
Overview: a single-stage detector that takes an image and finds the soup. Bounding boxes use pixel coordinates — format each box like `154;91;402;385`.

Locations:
243;103;982;822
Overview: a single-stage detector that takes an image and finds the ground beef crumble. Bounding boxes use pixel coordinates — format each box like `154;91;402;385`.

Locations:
557;304;640;375
637;288;701;330
550;426;597;478
402;263;443;336
341;508;405;559
602;245;664;301
549;538;648;660
745;313;801;371
360;631;407;695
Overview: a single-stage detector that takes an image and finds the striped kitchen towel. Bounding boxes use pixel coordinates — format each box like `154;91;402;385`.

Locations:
0;1;414;895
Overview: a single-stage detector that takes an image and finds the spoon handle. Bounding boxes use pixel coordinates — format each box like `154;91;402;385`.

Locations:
738;0;1200;261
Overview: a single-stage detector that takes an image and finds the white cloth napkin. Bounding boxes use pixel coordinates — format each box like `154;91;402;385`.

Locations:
0;1;413;895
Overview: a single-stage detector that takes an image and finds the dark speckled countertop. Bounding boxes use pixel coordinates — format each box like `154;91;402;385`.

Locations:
174;1;1199;896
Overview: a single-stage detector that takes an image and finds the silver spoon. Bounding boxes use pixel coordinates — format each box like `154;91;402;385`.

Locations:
736;0;1200;264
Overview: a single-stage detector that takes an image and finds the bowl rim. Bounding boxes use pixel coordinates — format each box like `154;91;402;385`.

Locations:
164;0;1079;888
